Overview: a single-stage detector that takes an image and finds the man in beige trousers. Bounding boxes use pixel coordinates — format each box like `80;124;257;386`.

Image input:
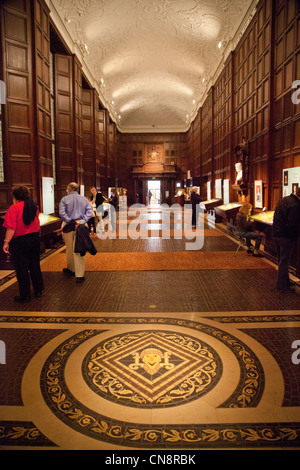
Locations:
59;182;93;283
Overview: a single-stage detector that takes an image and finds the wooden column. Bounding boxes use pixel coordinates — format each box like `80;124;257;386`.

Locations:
32;0;52;209
54;53;74;203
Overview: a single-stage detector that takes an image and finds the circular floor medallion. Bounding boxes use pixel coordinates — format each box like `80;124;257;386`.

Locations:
82;330;222;408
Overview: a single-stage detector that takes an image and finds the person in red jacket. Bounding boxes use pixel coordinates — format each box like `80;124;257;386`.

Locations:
2;186;44;302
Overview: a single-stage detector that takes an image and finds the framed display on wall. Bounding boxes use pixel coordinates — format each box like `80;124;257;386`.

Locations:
215;179;222;199
42;177;54;215
282;167;300;197
223;179;230;204
254;180;263;208
207;181;211;200
292;183;299;195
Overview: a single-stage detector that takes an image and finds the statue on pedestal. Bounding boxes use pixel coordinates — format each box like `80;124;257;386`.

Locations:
234;136;249;187
232;136;249;195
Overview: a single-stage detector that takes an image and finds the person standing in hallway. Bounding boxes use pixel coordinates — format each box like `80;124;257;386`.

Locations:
88;186;104;235
108;188;118;233
273;187;300;293
59;182;93;283
2;186;44;302
191;187;201;228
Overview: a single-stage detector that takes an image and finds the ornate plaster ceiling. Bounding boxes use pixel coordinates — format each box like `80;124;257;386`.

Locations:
49;0;257;132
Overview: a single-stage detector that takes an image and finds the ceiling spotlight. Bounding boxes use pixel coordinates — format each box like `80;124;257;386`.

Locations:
218;41;222;49
192;99;196;104
202;77;206;83
111;100;114;105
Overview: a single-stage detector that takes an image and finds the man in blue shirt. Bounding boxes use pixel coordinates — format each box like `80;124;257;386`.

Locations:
59;182;93;283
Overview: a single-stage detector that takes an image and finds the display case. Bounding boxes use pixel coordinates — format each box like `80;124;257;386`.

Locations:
251;210;274;226
214;202;242;222
39;213;61;233
39;213;61;250
171;188;185;206
251;210;275;256
200;198;223;212
0;212;61;266
251;210;299;278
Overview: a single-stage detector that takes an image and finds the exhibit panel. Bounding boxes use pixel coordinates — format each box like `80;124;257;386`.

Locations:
282;167;300;197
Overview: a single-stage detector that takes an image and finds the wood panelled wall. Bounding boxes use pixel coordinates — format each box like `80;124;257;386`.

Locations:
98;108;107;187
73;56;83;190
33;0;52;199
273;0;300;204
0;0;118;212
118;132;186;203
82;89;94;190
0;0;299;213
54;53;74;202
0;0;35;208
182;0;299;209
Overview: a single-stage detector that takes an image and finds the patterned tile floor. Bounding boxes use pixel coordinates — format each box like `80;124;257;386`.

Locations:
0;206;300;452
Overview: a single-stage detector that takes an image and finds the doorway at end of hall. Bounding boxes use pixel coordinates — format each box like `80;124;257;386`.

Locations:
147;180;161;206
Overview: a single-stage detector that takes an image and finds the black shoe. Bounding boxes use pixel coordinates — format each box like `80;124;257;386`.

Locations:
14;295;31;303
76;277;85;284
247;248;254;254
34;291;42;298
252;252;263;257
275;286;295;293
63;268;75;276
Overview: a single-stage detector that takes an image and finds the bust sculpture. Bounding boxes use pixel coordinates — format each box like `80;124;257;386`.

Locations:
232;137;249;195
235;162;243;184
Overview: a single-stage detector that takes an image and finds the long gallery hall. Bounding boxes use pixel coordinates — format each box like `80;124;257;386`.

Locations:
0;0;300;454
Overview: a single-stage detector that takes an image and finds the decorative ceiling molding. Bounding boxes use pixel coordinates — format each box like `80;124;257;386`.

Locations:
47;0;258;133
